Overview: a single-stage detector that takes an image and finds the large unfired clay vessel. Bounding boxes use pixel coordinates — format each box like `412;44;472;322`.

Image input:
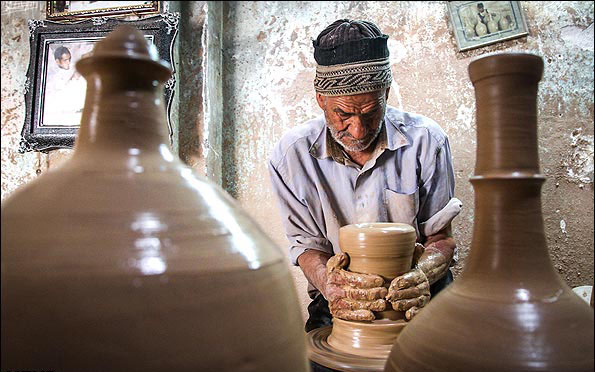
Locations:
309;223;416;371
1;26;308;372
385;53;594;371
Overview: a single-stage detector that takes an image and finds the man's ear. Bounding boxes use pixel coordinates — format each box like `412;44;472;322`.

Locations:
316;93;326;110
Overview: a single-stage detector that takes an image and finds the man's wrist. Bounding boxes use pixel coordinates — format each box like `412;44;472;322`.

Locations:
417;248;450;284
425;237;455;259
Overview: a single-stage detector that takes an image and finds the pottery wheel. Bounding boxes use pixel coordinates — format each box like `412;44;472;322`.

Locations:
307;326;388;372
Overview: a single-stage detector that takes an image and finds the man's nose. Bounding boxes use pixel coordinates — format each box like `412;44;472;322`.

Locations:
348;116;367;139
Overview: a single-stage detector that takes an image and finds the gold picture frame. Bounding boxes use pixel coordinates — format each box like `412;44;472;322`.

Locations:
47;1;160;21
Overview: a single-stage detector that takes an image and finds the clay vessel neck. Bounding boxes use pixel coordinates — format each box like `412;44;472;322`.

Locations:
470;54;542;175
463;178;560;286
72;25;172;160
74;72;170;158
460;54;561;293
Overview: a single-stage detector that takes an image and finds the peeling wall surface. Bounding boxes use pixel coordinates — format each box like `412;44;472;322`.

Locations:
2;1;594;323
1;2;49;198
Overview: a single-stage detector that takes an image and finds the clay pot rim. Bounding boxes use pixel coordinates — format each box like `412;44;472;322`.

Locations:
468;52;544;85
470;173;546;182
76;54;172;82
340;222;415;235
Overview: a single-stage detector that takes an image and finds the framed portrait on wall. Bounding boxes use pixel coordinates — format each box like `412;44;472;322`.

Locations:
447;1;529;52
47;1;161;21
19;13;179;153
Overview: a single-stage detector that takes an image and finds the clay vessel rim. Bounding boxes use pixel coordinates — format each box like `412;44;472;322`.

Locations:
470;173;546;181
468;53;543;84
340;222;415;234
469;51;541;62
76;54;172;78
77;52;171;68
75;24;172;78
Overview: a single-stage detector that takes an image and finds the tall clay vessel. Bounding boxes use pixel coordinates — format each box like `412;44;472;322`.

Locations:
1;26;308;371
385;53;594;371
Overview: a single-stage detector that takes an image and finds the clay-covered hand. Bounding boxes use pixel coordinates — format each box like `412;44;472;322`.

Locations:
416;244;451;284
385;267;430;320
324;252;388;321
386;243;450;320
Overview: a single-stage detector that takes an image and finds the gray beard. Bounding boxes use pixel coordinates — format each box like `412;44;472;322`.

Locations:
328;120;383;152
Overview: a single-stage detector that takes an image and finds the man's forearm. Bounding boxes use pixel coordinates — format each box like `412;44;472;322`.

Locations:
418;224;456;284
423;224;455;258
297;249;332;296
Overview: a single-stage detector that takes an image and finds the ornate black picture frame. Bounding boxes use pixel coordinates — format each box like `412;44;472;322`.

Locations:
19;13;179;153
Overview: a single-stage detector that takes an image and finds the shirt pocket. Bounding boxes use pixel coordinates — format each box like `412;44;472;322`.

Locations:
384;188;419;229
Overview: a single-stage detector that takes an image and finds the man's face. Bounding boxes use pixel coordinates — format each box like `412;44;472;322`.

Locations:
317;88;389;153
56;53;71;70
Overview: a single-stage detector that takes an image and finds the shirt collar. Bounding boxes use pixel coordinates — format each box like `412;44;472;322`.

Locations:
384;108;410;151
309;108;410;162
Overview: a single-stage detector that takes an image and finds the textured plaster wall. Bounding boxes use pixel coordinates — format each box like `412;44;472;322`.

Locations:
219;1;594;321
2;1;594;324
1;2;49;199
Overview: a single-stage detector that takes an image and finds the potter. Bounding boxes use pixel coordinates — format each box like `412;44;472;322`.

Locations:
268;19;462;371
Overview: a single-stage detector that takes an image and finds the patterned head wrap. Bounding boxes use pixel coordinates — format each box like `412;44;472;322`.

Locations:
313;19;392;96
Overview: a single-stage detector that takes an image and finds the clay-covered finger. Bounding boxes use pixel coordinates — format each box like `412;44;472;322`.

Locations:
386;281;429;301
405;306;421;320
391;294;430;311
332;298;387;312
417;249;448;273
412;243;425;266
332;309;375;321
326;252;349;274
391;298;416;311
328;269;384;288
425;262;449;283
389;269;427;291
345;286;388;301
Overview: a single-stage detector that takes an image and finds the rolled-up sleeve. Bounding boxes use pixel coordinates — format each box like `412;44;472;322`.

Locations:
268;160;333;265
417;136;462;237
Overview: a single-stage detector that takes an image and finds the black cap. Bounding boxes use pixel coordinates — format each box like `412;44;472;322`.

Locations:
313;19;389;66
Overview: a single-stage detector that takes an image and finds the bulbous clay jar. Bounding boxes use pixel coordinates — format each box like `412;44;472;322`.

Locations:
1;26;308;372
385;54;594;372
475;21;488;36
487;19;499;33
498;17;510;30
327;223;416;358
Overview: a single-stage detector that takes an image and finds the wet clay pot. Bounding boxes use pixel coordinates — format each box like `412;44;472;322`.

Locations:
1;26;308;372
328;223;416;358
385;54;594;372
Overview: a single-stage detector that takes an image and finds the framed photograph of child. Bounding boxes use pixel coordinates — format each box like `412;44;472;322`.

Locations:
19;13;179;153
